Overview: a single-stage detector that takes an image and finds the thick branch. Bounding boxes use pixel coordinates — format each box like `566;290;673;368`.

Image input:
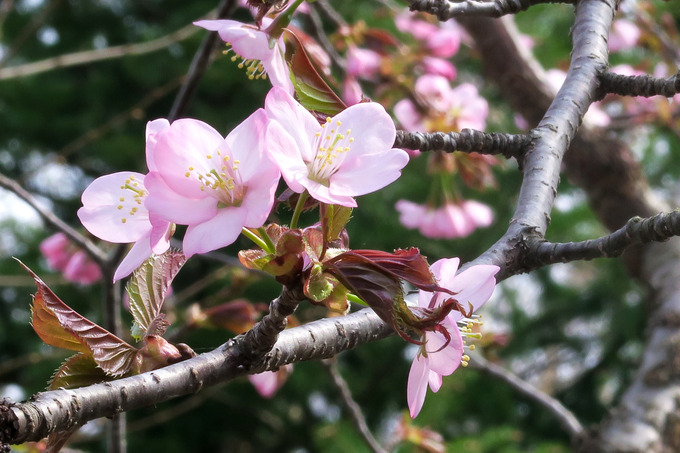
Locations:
470;354;584;442
407;0;572;20
598;72;680;100
394;129;528;159
0;309;392;445
527;211;680;268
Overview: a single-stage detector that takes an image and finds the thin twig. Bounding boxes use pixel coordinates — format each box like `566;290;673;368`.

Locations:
598;71;680;100
0;0;62;68
322;359;387;453
0;22;199;80
526;210;680;269
0;173;107;265
469;354;584;440
167;0;238;121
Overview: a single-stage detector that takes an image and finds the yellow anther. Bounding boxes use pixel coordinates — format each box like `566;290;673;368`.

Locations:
117;205;123;210
121;218;127;224
336;120;342;126
206;154;212;159
119;197;125;202
325;117;331;123
185;172;191;177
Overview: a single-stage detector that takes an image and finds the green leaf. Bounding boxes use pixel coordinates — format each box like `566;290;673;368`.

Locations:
284;29;346;116
126;249;186;341
322;204;352;243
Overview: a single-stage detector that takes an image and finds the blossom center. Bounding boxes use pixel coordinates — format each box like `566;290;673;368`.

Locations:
308;117;354;185
116;175;147;224
184;150;245;207
223;45;268;80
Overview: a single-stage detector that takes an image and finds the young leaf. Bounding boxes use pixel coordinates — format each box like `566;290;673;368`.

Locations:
127;250;186;341
49;353;109;390
20;260;138;377
284;29;347;117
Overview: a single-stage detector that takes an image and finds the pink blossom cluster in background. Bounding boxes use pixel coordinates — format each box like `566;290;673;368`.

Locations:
394;75;488;135
395;199;493;240
40;232;101;285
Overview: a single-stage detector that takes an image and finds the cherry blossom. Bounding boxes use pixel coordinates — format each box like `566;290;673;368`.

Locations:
144;112;280;257
248;364;293;398
264;86;409;207
394;75;488;133
395;199;493;239
194;18;293;94
77;172;172;282
407;258;499;418
346;46;382;79
609;19;641;53
40;232;102;285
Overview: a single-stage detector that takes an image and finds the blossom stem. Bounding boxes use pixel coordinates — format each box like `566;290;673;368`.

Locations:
290;190;310;229
241;227;271;252
257;226;276;254
347;293;368;307
266;0;306;40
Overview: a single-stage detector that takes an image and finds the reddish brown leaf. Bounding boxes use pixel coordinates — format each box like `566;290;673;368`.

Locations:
284;29;347;116
48;353;109;390
20;261;138;377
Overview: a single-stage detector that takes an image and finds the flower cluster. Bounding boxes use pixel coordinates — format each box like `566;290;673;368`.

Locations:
40;232;101;285
78;88;407;280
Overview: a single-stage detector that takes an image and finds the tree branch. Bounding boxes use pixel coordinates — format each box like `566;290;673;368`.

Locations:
469;354;584;442
167;0;238;122
0;22;200;80
407;0;573;20
527;211;680;269
394;129;529;159
598;71;680;100
322;359;387;453
0;173;108;266
0;308;392;445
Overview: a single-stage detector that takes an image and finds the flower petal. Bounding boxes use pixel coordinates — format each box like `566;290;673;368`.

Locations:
265;120;309;194
114;238;153;282
78;172;151;243
425;325;463;377
182;208;247;257
144;172;217;225
265;87;318;162
407;354;430;419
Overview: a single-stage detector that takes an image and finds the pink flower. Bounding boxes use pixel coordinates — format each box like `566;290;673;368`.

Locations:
40;232;73;271
395;200;493;239
77;172;172;282
63;250;102;285
346;46;382;79
40;233;102;285
343;76;364;106
194;19;293;94
407;258;499;418
264;86;409;207
396;14;463;58
609;19;641;53
144;112;280;257
394;76;488;132
421;56;457;81
248;364;293;398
